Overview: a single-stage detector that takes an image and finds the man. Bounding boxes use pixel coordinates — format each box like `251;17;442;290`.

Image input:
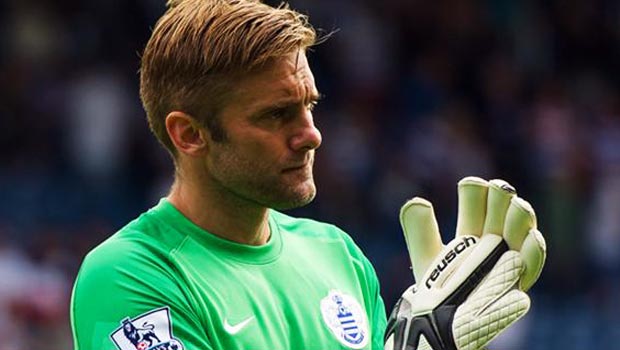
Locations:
71;1;545;350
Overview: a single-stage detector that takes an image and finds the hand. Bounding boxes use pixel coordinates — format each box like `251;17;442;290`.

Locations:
384;177;546;350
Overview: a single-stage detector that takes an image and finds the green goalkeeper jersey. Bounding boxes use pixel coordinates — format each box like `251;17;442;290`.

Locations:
71;199;387;350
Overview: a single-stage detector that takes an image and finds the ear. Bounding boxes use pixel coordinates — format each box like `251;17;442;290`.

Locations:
165;111;208;156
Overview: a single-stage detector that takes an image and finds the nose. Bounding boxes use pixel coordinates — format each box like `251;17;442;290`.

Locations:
289;112;322;151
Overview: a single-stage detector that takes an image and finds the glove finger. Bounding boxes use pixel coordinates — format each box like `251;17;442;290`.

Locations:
453;289;530;350
456;177;489;238
519;229;547;291
482;179;516;236
400;197;443;282
503;197;537;251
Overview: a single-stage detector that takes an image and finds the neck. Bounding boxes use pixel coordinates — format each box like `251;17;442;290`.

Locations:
167;171;270;246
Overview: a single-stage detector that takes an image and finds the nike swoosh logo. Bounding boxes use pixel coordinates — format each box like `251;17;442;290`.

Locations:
223;316;254;335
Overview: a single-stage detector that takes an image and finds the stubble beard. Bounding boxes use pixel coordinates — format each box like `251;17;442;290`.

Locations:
209;148;317;211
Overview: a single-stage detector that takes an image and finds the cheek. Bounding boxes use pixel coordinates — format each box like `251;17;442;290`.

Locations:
212;138;279;176
237;133;287;163
215;121;290;169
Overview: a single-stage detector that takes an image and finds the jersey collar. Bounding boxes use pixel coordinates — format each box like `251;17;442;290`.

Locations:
152;198;283;265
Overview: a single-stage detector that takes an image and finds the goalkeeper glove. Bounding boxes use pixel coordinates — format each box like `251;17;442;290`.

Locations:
384;177;546;350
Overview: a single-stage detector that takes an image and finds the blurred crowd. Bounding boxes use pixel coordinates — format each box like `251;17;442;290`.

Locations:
1;0;619;348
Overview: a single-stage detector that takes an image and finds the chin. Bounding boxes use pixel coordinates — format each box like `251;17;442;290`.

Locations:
270;183;316;210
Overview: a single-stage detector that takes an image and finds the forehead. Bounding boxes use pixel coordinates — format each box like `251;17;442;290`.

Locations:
223;51;318;114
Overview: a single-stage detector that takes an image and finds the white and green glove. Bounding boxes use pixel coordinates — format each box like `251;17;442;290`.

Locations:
384;177;546;350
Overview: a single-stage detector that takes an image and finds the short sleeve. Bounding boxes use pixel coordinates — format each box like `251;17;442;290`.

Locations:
70;238;213;350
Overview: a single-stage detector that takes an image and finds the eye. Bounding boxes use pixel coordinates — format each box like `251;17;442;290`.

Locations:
307;93;324;112
267;108;288;120
307;100;318;112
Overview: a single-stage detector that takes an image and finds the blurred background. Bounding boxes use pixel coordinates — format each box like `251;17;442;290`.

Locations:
1;0;620;348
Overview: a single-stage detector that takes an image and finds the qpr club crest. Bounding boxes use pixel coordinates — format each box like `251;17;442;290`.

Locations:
320;290;369;349
110;307;185;350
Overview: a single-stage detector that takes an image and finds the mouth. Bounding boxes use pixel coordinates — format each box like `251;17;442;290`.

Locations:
282;155;314;173
282;162;309;173
282;152;314;174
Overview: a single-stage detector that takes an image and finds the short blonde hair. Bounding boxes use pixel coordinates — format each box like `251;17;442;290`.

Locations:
140;0;317;153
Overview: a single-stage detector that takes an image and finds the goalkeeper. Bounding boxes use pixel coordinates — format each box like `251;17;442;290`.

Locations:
70;1;546;350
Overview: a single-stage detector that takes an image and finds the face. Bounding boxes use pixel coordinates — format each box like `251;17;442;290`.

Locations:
204;50;322;210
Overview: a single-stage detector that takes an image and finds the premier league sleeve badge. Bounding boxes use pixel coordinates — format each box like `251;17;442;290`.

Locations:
110;307;185;350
